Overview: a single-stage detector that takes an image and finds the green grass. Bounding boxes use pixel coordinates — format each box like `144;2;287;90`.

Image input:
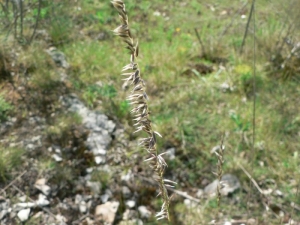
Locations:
0;94;13;122
46;112;82;136
103;0;300;223
0;147;23;182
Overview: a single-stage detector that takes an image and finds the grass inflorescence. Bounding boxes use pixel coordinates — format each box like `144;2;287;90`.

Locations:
111;0;176;220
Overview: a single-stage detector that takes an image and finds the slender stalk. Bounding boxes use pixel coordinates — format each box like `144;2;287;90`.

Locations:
30;0;42;44
240;1;255;54
12;1;17;38
194;28;206;56
20;0;23;38
214;134;225;208
111;0;175;220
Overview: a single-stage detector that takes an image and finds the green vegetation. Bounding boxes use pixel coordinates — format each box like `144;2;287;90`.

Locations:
0;147;23;182
46;112;82;137
0;94;13;122
0;0;299;224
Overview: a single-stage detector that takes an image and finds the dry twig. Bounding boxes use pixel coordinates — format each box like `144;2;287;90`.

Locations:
0;170;27;195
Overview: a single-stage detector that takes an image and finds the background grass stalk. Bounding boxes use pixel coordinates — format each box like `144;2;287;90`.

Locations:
111;0;175;220
214;138;225;208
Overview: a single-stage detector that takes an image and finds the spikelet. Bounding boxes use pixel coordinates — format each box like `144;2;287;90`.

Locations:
111;0;175;220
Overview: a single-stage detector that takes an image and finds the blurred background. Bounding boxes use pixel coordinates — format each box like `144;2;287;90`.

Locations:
0;0;299;224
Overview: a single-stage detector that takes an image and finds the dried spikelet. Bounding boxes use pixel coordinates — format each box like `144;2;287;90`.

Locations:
111;0;176;220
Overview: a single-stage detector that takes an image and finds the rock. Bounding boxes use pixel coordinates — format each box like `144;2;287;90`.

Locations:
79;201;87;214
204;179;221;196
84;174;92;181
34;178;51;196
196;189;204;198
75;194;83;204
121;170;133;182
0;209;8;220
57;202;69;211
54;146;62;154
95;201;119;225
93;148;107;155
14;202;36;210
86;167;93;173
86;200;93;211
204;174;241;197
138;206;151;219
47;48;69;68
31;135;42;144
40;185;51;196
86;131;110;155
95;155;106;164
56;214;67;223
100;194;109;203
83;195;92;202
86;181;102;195
18;195;27;202
36;194;50;207
23;134;43;151
122;209;138;220
61;95;116;163
125;200;136;209
28;116;45;125
34;178;46;186
84;217;95;225
220;174;241;195
100;189;112;203
52;153;63;162
25;143;36;150
122;186;132;199
220;82;234;92
0;197;10;220
17;208;31;222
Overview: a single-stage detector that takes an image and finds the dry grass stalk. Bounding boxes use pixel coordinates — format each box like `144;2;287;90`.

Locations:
213;137;225;207
111;0;175;220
